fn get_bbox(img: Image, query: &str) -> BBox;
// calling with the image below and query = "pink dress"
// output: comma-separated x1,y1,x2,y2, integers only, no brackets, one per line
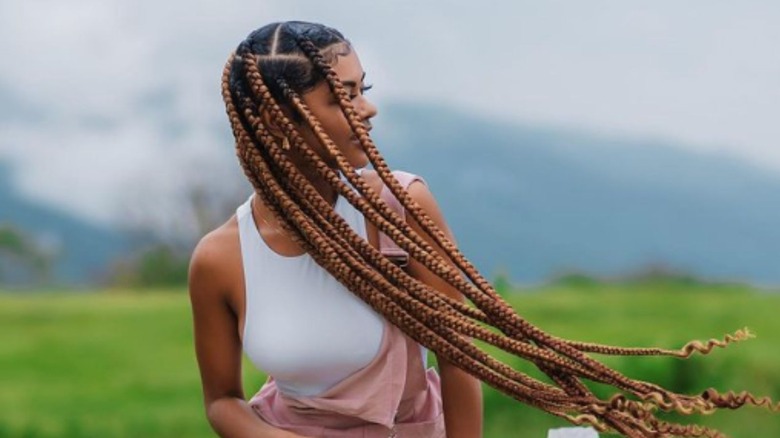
247,170,446,437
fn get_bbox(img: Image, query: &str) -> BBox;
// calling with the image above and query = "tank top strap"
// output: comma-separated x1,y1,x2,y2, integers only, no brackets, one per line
377,170,428,267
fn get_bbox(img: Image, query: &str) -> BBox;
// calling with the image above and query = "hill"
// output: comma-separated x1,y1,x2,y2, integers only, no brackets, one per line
372,102,780,285
3,101,780,286
0,161,129,286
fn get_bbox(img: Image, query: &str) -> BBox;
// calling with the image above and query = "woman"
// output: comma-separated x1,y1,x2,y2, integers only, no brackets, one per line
189,21,481,437
190,20,776,438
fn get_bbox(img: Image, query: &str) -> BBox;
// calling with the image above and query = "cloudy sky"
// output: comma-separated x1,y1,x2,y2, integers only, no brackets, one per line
1,0,778,225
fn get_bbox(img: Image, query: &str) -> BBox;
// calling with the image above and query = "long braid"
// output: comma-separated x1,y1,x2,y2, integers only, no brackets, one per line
295,38,688,371
288,40,732,434
236,53,664,430
225,51,572,408
290,38,703,411
221,25,779,436
299,39,672,392
273,81,617,381
238,59,652,434
254,61,660,405
238,46,592,384
293,38,672,393
231,50,613,411
291,36,779,418
248,45,748,434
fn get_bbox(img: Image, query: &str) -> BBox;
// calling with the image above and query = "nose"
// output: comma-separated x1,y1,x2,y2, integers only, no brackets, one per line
354,95,378,124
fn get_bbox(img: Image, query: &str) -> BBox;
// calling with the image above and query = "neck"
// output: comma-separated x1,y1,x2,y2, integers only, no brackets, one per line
288,153,340,207
249,156,342,234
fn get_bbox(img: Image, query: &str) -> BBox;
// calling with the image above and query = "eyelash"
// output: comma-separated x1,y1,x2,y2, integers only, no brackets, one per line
350,83,373,99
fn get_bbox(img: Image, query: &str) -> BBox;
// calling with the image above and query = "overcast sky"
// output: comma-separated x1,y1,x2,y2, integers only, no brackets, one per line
1,0,778,224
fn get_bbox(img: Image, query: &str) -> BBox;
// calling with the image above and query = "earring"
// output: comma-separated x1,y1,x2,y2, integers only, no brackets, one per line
281,137,291,151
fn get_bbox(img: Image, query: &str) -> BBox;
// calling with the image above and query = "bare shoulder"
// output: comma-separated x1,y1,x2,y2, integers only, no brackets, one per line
360,168,446,234
404,173,438,210
190,217,239,275
359,168,433,198
387,170,446,231
358,168,384,193
188,216,241,302
397,170,464,302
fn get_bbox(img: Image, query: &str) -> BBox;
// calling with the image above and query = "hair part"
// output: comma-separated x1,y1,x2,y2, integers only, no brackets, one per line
229,21,352,124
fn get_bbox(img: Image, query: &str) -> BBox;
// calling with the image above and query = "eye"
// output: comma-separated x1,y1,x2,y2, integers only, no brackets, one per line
350,83,373,99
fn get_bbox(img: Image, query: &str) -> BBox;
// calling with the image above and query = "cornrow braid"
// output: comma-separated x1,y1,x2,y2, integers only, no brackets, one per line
221,23,779,437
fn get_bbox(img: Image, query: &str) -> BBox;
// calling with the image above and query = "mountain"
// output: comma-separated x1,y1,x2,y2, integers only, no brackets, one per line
3,101,779,287
371,102,780,286
0,161,130,286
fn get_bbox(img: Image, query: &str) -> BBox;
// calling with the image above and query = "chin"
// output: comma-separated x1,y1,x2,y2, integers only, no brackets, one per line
347,151,371,170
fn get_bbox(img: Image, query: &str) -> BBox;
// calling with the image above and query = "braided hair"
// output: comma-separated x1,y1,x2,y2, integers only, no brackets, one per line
221,20,778,437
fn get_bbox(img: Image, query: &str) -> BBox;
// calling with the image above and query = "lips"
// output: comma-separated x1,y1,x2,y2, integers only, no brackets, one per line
350,128,371,143
348,122,372,146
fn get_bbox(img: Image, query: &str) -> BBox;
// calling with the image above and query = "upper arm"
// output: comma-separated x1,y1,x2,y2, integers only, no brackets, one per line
404,178,465,305
188,233,245,406
405,179,484,434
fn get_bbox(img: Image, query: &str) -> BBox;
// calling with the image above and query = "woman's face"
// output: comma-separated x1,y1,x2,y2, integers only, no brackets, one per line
293,46,377,170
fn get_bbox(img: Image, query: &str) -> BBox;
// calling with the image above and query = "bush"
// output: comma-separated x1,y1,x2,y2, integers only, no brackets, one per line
108,244,189,288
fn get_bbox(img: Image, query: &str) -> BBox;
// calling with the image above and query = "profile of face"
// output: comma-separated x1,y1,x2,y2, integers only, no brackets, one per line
290,44,378,170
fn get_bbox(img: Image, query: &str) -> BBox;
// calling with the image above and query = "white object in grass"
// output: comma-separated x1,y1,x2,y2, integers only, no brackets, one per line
547,427,599,438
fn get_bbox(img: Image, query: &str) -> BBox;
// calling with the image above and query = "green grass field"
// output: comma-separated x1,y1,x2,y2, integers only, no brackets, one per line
1,281,778,437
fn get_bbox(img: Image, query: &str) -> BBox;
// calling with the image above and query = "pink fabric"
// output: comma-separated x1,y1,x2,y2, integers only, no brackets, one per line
247,170,444,437
248,319,444,437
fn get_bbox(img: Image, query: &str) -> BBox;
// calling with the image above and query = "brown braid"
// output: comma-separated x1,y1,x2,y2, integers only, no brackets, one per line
284,40,728,434
220,23,779,437
231,53,594,411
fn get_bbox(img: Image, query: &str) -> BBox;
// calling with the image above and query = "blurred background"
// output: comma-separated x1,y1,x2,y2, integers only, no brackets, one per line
1,1,778,437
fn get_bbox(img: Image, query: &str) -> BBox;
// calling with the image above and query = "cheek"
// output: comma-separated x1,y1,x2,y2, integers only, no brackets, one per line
306,104,354,144
324,115,354,141
294,130,316,154
319,105,352,136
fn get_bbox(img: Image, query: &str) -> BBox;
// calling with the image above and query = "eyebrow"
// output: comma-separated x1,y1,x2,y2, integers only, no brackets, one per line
342,71,366,90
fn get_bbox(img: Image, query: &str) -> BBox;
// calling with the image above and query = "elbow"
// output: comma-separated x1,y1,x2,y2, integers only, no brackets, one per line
204,396,235,436
204,398,222,432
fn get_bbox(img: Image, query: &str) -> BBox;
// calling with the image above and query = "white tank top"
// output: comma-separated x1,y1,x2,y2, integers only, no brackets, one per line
237,170,386,397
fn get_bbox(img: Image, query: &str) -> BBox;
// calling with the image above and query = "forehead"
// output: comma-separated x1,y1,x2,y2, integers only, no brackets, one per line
301,48,364,102
330,50,364,81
